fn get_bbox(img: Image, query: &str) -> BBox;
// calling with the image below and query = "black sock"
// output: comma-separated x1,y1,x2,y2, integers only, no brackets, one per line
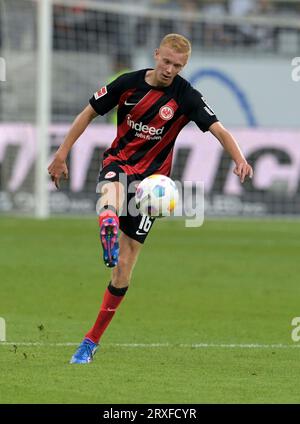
108,281,128,297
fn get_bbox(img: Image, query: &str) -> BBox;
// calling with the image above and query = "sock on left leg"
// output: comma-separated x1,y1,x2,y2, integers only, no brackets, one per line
85,282,128,344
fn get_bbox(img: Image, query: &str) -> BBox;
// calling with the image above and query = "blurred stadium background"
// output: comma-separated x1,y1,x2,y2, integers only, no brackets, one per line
1,0,300,405
0,0,299,217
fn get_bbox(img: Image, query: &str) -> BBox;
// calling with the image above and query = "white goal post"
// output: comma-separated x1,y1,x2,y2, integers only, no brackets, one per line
0,0,300,217
35,0,52,218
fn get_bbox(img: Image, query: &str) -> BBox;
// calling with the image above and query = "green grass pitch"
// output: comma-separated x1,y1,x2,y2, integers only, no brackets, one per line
0,217,300,404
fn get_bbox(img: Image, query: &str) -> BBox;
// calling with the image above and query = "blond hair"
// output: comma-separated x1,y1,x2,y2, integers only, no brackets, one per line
160,33,192,56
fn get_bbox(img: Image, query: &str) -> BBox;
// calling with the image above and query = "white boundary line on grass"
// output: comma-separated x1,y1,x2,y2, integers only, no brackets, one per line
1,342,300,349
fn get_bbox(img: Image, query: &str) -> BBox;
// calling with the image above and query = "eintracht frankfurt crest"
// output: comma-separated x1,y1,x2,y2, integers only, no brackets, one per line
159,105,174,120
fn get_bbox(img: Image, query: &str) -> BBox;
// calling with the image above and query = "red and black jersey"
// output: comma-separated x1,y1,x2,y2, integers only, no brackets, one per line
89,69,218,178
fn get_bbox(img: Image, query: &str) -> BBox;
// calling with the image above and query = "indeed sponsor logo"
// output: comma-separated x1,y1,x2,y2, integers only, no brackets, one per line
127,114,164,136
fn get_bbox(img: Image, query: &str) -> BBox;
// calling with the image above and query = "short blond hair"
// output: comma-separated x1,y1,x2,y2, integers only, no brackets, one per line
160,33,192,56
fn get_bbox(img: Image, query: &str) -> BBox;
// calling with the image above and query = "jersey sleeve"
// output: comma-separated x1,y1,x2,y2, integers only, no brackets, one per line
185,88,219,132
89,73,129,116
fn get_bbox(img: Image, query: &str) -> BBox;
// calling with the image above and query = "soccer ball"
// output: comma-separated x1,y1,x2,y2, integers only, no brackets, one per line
135,174,179,217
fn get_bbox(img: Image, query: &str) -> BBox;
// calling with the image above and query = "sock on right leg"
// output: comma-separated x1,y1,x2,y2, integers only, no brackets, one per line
98,208,119,228
98,206,119,226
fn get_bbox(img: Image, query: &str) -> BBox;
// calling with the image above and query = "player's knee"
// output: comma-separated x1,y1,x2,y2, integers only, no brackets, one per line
97,181,124,210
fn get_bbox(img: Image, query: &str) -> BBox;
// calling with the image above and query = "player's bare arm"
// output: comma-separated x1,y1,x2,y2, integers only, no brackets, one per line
209,121,253,183
48,104,98,188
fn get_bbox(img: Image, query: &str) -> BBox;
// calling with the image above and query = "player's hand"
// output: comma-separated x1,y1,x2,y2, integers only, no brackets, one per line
233,161,253,183
47,155,69,189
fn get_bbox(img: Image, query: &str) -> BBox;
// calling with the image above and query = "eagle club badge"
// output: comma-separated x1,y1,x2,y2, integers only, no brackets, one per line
104,171,116,179
94,86,107,100
159,105,174,120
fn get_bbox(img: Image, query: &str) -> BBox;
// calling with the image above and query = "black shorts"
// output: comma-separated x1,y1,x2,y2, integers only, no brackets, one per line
97,163,155,244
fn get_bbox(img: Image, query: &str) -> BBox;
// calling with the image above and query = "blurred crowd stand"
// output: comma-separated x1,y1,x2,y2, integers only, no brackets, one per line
1,0,299,54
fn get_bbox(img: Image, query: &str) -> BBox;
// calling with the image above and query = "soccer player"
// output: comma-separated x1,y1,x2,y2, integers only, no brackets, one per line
48,33,253,364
